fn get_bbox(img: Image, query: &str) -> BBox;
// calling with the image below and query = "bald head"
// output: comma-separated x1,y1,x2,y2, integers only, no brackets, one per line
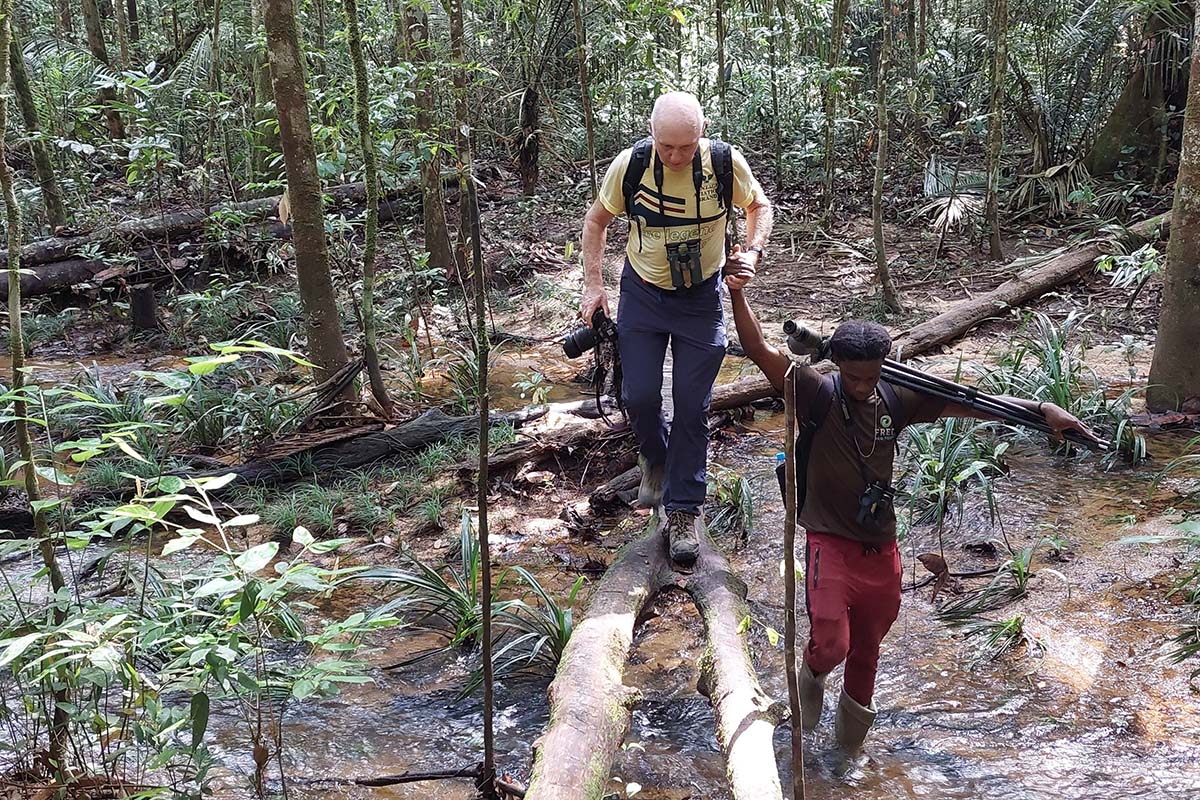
649,92,706,172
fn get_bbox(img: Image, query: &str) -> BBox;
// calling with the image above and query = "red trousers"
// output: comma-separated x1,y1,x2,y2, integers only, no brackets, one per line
803,531,902,707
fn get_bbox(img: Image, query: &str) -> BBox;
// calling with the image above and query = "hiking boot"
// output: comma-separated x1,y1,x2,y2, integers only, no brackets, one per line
834,688,877,755
637,456,665,509
664,509,702,568
798,655,827,731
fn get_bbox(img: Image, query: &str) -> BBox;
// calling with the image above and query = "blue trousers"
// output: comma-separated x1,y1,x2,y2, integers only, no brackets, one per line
616,262,726,514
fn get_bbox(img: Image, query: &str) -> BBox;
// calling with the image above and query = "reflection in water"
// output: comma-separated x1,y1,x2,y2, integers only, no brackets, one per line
197,430,1200,799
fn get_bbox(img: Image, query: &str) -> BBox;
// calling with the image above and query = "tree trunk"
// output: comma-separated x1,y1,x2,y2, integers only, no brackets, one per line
249,0,280,186
1086,2,1192,176
525,526,679,799
80,0,126,139
56,0,73,40
0,0,70,774
689,536,787,800
984,0,1007,260
127,0,141,42
768,3,782,193
1148,7,1200,411
716,0,727,123
873,2,902,313
824,0,850,217
263,0,352,394
572,0,597,199
8,29,67,229
403,2,455,276
342,0,393,416
517,85,540,196
894,212,1171,356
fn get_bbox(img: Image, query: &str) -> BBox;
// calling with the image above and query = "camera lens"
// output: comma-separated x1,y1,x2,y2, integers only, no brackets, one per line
563,325,598,359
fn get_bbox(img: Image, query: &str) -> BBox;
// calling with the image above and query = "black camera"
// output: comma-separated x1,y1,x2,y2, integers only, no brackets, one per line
666,239,704,288
856,481,895,529
564,308,618,359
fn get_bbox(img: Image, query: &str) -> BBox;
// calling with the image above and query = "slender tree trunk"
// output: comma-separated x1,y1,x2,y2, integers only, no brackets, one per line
249,0,279,186
56,0,73,40
824,0,850,218
874,2,902,313
918,0,927,59
716,0,727,123
906,0,917,80
516,84,540,195
9,29,67,228
342,0,393,416
1147,5,1200,411
81,0,126,139
0,0,70,775
451,0,495,790
404,2,455,276
572,0,597,199
984,0,1007,260
113,0,131,71
263,0,352,394
127,0,141,43
768,3,782,193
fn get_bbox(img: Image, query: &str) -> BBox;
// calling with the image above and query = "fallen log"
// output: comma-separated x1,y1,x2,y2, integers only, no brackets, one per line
0,180,435,300
688,535,787,800
892,212,1170,357
525,521,678,800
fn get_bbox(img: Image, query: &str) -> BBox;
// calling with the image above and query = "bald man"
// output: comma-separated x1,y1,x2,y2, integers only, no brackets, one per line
580,91,773,568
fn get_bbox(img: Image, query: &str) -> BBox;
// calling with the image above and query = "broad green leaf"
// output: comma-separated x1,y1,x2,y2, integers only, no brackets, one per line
184,506,221,526
190,692,209,749
186,354,240,375
192,473,238,492
161,534,202,557
765,627,781,648
226,514,260,527
234,542,279,574
194,576,244,598
736,615,751,635
293,526,314,547
34,464,75,486
0,632,46,666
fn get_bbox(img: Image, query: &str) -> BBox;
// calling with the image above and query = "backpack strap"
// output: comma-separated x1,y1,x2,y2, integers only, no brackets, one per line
876,379,907,437
709,139,735,252
621,138,654,251
776,375,835,512
709,139,735,213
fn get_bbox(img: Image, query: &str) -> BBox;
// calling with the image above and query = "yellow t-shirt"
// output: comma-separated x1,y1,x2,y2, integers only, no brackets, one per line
598,139,767,290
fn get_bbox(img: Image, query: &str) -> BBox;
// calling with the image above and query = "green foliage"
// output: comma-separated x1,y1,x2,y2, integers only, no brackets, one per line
956,615,1044,668
897,418,1009,531
975,310,1146,461
707,466,755,541
937,538,1071,624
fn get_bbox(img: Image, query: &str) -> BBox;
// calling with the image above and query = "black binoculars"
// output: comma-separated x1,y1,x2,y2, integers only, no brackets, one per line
856,481,896,529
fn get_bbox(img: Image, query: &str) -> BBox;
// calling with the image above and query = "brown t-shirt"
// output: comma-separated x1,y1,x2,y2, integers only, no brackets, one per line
793,365,945,544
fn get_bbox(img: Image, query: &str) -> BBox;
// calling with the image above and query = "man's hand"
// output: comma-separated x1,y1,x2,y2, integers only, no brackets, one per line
724,244,759,291
1041,403,1103,446
579,284,611,326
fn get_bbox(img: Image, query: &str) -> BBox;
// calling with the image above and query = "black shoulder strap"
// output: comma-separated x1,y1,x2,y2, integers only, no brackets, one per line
776,376,835,511
876,379,907,433
621,137,654,218
709,139,735,213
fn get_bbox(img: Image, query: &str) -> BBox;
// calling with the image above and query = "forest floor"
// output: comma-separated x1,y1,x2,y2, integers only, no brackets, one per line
3,154,1196,799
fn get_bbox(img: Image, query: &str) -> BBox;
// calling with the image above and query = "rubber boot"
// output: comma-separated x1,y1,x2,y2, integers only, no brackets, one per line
798,656,826,731
834,688,877,755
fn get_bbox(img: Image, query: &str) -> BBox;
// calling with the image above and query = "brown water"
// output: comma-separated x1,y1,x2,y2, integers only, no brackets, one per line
191,425,1200,800
4,339,1199,799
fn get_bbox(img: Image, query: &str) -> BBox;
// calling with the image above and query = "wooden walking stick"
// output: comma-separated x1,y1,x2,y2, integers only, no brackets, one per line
782,363,807,799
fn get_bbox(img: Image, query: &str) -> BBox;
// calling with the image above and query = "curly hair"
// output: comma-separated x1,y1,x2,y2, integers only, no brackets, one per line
828,320,891,362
